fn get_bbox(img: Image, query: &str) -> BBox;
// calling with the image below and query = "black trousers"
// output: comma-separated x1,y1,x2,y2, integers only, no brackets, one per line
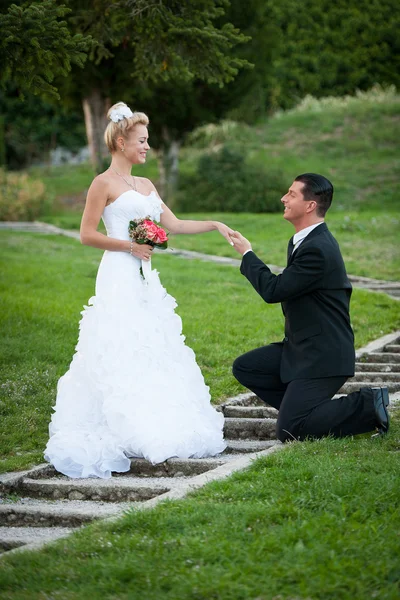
232,344,377,442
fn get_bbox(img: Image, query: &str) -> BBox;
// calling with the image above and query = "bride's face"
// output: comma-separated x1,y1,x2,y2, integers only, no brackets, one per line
120,125,150,164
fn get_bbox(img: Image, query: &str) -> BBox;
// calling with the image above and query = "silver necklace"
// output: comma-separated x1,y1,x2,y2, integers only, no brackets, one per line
111,167,137,191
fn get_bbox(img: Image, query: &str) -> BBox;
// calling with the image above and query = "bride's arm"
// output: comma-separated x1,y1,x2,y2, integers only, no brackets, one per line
80,177,153,259
150,185,233,242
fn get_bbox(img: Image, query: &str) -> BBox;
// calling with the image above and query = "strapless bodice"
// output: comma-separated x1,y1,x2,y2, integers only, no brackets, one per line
102,190,164,240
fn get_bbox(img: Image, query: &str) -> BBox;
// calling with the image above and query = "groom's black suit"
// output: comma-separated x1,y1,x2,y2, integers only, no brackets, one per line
233,223,377,442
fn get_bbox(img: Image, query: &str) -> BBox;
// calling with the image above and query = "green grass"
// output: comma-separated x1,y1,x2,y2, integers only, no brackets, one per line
28,162,97,199
250,98,400,213
169,211,400,281
180,89,400,213
0,232,399,474
39,210,400,281
1,424,399,599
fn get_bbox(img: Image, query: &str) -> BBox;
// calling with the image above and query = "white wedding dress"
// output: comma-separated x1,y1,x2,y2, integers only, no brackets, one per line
44,190,226,478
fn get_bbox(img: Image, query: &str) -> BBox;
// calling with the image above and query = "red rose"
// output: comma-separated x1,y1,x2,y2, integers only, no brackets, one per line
143,220,160,242
154,227,168,243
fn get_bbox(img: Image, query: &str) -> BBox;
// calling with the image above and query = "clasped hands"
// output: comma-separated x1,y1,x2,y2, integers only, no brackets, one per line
228,230,252,255
214,222,252,255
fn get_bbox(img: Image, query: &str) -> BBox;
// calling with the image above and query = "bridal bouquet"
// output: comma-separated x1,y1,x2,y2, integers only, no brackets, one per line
128,217,168,248
128,217,168,280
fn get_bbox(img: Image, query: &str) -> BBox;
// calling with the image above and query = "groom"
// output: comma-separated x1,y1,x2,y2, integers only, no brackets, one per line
229,173,390,442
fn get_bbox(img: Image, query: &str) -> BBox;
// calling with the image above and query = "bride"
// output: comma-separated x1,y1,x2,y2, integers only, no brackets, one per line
44,102,232,479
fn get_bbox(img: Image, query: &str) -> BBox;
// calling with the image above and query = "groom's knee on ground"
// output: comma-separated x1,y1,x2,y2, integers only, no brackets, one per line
276,414,300,443
232,354,248,384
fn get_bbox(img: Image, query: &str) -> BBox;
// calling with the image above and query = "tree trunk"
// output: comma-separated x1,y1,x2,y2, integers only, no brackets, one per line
82,90,110,173
157,126,181,206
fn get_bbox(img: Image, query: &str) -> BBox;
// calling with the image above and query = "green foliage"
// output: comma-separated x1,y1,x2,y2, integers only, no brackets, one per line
176,145,285,213
122,0,251,85
38,0,251,105
0,168,49,220
0,86,87,169
0,0,92,98
173,86,400,215
264,0,400,109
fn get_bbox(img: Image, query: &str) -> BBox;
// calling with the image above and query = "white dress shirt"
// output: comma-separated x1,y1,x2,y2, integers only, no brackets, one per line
242,221,324,257
292,222,324,253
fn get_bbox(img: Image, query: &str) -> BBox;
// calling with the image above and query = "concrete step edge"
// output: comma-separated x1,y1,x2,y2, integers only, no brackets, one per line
358,353,400,363
351,372,400,380
224,440,279,453
355,362,400,372
18,477,172,502
21,476,173,490
223,406,279,418
224,417,277,424
0,526,74,547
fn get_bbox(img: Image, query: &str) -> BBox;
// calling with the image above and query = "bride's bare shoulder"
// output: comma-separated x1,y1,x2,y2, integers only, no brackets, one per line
86,172,112,202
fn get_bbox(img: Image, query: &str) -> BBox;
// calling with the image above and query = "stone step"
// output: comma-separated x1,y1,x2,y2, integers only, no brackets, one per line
124,457,227,478
338,381,400,394
223,405,278,419
358,352,400,364
355,362,400,372
350,372,400,383
224,439,279,453
0,526,73,552
223,417,277,440
17,476,172,502
0,499,130,528
21,458,228,482
384,345,400,353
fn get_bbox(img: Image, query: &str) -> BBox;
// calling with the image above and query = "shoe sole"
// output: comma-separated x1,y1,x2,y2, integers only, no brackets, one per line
381,387,390,408
373,387,390,434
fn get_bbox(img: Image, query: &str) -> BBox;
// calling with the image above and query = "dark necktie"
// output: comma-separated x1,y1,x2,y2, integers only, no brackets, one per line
287,237,294,265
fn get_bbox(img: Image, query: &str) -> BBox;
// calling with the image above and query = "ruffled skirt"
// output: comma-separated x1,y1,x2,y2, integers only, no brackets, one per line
44,251,226,478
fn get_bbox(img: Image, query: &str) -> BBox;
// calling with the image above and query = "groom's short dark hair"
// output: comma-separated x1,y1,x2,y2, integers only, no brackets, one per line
295,173,333,217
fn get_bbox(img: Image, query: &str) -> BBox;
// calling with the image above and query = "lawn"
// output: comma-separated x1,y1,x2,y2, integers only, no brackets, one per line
0,231,399,474
1,88,398,600
39,211,399,282
1,426,399,599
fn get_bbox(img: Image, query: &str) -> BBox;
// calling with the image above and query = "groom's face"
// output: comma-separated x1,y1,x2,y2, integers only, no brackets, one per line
281,181,308,223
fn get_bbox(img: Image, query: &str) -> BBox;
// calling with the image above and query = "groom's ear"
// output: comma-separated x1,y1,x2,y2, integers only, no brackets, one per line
306,200,317,213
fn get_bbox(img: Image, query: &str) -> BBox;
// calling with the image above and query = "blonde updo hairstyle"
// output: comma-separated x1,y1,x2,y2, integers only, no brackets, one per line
104,102,149,153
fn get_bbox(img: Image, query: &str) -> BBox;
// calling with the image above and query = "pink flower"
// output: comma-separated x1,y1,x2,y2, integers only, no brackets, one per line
154,228,168,243
128,217,168,249
143,220,160,242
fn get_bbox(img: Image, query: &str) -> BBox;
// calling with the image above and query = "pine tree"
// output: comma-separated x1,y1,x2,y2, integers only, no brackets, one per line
0,1,91,98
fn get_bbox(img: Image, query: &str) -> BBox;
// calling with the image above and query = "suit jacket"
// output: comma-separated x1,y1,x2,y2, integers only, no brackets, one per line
240,223,355,383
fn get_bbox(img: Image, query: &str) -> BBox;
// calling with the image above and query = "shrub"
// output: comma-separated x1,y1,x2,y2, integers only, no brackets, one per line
186,120,248,149
0,168,49,221
175,145,284,213
274,84,399,118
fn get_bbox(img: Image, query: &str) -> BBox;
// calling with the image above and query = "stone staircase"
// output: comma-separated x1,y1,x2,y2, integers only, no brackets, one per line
1,331,399,556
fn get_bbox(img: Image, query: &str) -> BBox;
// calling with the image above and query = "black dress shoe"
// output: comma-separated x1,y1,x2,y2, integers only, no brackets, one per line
371,387,390,435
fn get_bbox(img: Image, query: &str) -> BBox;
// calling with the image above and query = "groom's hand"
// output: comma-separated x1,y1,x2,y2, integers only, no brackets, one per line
229,231,252,255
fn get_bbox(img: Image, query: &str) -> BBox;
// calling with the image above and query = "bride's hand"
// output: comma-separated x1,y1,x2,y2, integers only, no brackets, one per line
130,242,154,261
214,222,235,244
